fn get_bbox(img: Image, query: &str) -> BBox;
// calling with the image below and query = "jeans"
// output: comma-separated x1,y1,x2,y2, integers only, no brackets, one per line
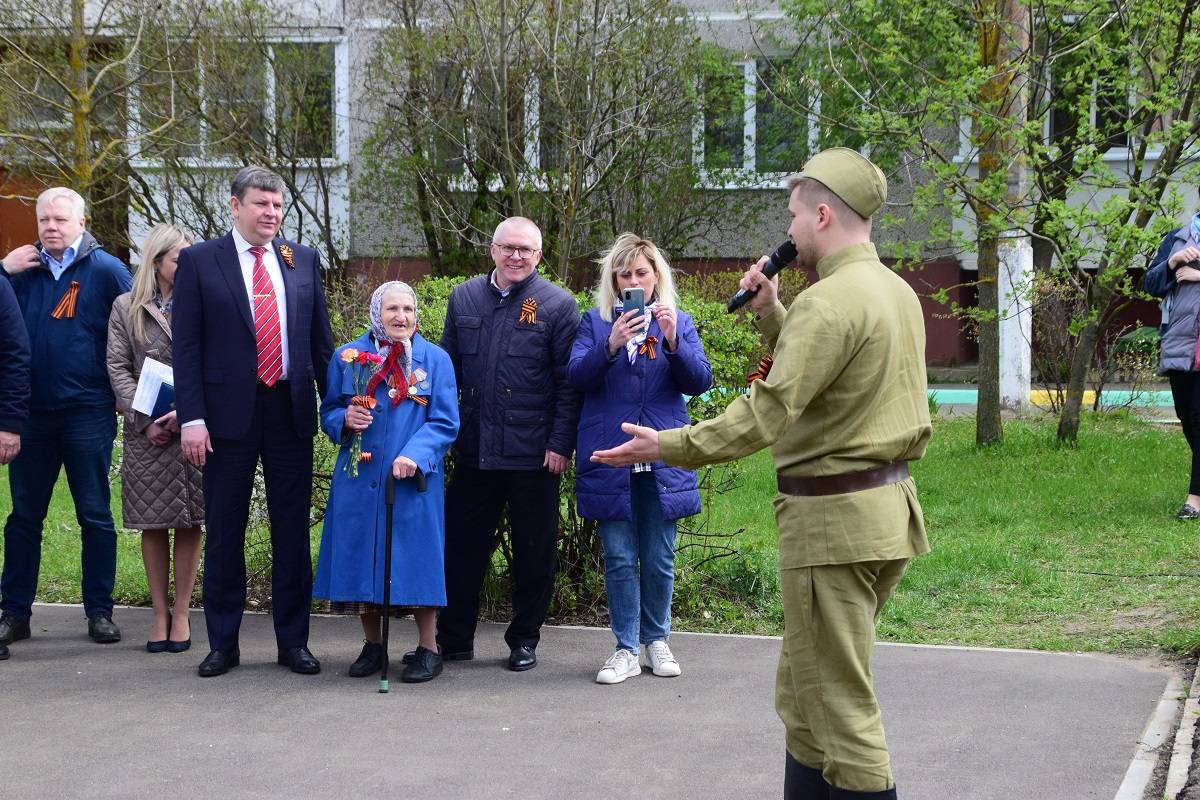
2,407,118,619
598,471,678,653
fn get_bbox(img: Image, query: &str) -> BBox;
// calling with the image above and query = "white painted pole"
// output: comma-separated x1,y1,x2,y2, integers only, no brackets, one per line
998,233,1032,412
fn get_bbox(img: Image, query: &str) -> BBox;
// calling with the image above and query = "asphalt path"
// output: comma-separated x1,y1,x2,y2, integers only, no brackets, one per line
0,604,1175,799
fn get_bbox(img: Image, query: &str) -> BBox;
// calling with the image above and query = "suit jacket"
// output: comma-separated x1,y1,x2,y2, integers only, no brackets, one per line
171,231,334,441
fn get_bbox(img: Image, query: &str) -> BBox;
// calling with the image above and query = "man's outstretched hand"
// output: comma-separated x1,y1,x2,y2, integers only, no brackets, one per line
590,423,662,467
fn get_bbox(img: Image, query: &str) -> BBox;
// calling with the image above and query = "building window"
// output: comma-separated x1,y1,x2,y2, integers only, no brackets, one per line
695,58,855,185
134,39,343,163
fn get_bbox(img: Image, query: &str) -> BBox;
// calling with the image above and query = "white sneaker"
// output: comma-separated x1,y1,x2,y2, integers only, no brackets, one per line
640,640,681,677
595,649,641,684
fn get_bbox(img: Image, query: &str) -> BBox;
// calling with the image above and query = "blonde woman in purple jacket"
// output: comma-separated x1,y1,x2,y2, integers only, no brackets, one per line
568,234,712,685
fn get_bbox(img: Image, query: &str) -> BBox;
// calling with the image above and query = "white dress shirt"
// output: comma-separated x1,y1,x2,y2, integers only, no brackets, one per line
231,226,290,380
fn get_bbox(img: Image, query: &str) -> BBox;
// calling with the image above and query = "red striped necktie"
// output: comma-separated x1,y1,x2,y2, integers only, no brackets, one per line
249,245,283,387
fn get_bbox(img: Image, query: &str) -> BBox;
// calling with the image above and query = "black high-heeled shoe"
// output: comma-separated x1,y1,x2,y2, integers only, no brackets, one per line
146,639,168,653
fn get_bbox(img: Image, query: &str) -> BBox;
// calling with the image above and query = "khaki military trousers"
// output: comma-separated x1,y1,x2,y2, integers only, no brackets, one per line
775,559,908,793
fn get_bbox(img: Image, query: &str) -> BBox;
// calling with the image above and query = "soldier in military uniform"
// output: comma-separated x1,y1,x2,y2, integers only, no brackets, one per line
592,147,931,799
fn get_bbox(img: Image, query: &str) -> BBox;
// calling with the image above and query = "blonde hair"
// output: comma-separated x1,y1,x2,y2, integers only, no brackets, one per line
594,233,677,323
129,223,191,345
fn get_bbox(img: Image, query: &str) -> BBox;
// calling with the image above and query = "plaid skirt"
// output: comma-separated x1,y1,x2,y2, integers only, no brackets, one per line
327,601,436,617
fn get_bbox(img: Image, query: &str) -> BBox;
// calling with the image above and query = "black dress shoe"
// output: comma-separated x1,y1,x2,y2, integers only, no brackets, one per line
146,639,168,653
508,645,537,672
402,644,448,664
278,646,321,675
348,641,383,677
401,645,443,683
198,648,240,677
167,638,191,653
87,613,121,643
0,641,8,660
0,613,31,645
419,644,471,662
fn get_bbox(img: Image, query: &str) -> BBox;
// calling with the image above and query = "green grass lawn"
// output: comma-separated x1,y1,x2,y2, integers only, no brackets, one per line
2,412,1197,655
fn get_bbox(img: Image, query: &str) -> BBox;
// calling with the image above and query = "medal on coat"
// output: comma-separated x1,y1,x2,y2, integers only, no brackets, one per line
277,243,295,269
50,280,80,319
519,297,538,325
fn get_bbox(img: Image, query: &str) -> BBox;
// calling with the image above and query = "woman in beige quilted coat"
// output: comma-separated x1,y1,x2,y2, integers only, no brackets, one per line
106,223,204,654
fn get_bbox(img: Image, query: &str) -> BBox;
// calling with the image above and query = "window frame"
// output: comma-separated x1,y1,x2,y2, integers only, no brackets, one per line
128,33,349,170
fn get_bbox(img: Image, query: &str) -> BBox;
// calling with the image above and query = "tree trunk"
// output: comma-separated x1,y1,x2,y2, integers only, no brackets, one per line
975,228,1003,445
1056,314,1102,443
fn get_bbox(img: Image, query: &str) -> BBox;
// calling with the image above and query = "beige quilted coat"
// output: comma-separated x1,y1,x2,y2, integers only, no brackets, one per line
106,293,204,530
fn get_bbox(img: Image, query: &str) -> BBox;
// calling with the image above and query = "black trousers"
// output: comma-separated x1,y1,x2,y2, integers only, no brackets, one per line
437,465,560,651
1169,371,1200,496
201,385,314,652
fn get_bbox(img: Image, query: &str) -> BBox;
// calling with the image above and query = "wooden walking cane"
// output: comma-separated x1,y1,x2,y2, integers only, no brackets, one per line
379,467,427,693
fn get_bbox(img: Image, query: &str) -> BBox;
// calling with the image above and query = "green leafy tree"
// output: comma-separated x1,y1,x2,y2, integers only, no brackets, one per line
765,0,1200,443
359,0,766,287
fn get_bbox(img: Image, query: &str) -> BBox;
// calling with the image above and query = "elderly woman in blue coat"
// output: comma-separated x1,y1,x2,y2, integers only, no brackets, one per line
568,233,713,684
315,281,459,683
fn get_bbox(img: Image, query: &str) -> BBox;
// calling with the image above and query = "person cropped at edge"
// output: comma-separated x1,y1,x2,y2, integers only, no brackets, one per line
436,216,582,672
107,223,204,653
0,187,132,649
173,166,334,678
1143,201,1200,520
0,274,30,661
567,233,712,685
314,281,459,683
591,148,930,799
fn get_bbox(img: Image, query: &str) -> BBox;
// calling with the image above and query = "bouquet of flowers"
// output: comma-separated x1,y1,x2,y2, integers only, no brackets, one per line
340,348,384,478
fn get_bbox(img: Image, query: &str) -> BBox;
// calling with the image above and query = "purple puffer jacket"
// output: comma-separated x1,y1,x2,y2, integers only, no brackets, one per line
568,306,713,521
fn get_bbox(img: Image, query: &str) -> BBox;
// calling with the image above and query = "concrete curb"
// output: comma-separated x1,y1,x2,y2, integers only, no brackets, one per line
1165,666,1200,798
1115,672,1185,799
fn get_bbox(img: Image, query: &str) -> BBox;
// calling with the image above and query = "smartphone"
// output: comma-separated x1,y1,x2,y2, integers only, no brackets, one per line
621,287,646,322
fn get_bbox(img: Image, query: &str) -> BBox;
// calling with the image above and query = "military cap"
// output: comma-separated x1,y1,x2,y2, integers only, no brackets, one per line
794,147,887,218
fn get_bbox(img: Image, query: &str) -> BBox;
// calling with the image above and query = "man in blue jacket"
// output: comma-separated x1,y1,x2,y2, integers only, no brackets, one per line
0,188,131,647
436,216,582,671
0,275,30,661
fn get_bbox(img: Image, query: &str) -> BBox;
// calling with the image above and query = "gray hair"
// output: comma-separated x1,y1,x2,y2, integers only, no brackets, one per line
231,166,286,201
36,187,86,220
493,216,543,251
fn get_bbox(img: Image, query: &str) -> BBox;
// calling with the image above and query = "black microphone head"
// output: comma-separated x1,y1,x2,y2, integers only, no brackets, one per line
769,240,798,269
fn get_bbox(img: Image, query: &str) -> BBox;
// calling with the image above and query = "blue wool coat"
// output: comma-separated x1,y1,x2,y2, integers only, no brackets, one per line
314,332,460,607
568,307,713,521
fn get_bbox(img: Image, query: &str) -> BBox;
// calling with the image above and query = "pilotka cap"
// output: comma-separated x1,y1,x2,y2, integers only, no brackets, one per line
795,147,887,218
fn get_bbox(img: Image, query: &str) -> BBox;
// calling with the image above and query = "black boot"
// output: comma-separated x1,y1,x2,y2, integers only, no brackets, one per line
828,785,897,799
785,752,829,800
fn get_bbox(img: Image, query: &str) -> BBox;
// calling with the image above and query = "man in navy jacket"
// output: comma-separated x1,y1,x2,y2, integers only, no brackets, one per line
173,166,333,677
436,216,581,671
0,188,131,648
0,275,30,660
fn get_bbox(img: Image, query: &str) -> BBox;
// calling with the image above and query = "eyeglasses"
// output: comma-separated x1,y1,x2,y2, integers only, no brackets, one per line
492,243,540,260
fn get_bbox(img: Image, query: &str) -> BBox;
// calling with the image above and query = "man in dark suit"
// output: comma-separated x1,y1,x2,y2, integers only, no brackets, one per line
173,166,333,677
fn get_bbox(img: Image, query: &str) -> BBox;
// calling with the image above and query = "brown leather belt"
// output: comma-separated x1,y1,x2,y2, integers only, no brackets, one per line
777,462,910,497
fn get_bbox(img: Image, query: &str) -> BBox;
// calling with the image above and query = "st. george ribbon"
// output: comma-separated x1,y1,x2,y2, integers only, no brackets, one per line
726,240,799,313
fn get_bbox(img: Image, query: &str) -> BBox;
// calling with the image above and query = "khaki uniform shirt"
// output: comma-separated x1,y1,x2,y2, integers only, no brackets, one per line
659,242,932,568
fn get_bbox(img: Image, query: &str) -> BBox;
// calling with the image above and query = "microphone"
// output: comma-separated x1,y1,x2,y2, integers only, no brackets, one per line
726,241,799,313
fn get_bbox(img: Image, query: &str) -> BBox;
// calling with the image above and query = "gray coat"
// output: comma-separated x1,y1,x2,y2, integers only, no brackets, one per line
106,293,204,530
1148,227,1200,373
